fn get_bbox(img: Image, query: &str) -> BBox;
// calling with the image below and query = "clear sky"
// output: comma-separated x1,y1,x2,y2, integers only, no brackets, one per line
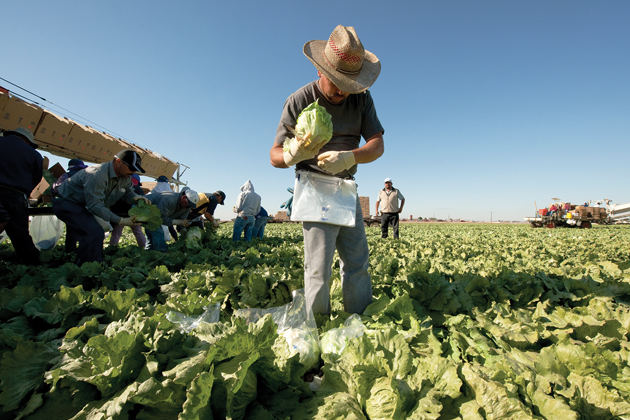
3,1,628,222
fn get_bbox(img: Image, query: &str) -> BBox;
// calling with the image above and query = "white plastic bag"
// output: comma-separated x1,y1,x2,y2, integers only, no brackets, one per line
162,225,172,241
29,215,64,250
319,314,366,355
291,170,357,226
235,289,321,370
166,302,221,334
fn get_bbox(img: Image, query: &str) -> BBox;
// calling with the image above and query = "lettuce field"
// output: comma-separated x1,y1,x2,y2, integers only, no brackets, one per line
2,222,630,419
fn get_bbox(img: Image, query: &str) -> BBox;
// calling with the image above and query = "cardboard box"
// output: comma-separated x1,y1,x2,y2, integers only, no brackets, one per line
34,110,73,149
134,150,157,173
0,92,9,113
49,162,66,180
85,127,115,161
163,159,178,179
65,123,112,162
98,133,120,162
30,178,50,200
0,95,43,134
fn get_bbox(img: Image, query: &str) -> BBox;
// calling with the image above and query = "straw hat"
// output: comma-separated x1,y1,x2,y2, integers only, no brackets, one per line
303,25,381,94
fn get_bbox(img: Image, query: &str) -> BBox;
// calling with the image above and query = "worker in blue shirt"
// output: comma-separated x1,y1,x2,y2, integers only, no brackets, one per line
0,127,43,265
252,206,269,239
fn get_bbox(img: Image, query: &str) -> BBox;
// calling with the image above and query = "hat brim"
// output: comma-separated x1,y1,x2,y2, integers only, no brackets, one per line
303,40,381,94
182,191,197,210
123,161,145,174
6,130,38,149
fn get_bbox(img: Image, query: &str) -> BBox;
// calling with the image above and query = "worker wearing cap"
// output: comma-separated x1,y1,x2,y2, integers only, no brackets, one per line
145,187,199,252
51,158,89,196
52,149,150,264
376,178,405,239
183,190,226,230
269,25,384,316
0,127,43,265
153,175,172,193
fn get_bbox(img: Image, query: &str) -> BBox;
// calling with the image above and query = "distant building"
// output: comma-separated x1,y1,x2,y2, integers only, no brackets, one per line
359,196,370,218
274,211,290,221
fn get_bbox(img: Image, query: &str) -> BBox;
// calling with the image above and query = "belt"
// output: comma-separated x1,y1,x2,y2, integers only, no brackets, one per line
0,184,28,195
296,169,355,181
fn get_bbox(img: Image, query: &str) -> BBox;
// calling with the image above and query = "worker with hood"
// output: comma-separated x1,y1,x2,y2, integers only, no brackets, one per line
145,187,199,252
153,175,172,193
232,180,261,242
53,149,150,265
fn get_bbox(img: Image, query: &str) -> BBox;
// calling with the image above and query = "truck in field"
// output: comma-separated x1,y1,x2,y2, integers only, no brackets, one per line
525,199,630,228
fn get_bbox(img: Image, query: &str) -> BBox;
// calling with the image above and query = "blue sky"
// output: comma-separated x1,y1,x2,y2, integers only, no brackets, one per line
3,1,628,222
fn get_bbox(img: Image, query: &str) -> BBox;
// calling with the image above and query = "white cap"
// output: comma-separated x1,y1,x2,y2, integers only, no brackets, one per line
184,189,200,209
384,178,392,183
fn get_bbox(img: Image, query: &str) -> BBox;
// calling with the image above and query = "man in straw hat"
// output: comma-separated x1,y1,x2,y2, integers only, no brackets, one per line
53,149,151,265
0,127,43,265
270,25,384,316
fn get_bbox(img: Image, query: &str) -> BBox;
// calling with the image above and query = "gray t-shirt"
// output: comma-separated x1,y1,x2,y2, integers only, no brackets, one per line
274,80,384,179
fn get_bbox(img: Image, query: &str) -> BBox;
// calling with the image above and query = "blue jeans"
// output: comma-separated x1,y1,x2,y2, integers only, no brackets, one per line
303,197,372,315
232,216,255,241
52,198,105,265
252,217,268,238
145,226,168,252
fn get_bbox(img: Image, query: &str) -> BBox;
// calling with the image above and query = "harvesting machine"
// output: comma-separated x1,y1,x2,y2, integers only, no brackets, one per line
525,198,630,228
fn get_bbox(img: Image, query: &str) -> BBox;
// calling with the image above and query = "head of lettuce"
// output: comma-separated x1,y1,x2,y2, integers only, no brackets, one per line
282,99,333,166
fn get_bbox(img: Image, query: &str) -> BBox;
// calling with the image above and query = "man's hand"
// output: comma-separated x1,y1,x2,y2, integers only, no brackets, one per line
317,151,356,175
133,196,151,205
283,133,324,167
119,215,140,226
172,219,190,227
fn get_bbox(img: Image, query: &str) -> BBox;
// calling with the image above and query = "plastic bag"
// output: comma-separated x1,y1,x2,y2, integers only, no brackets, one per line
291,170,357,226
166,302,221,334
0,231,7,244
29,215,64,250
162,225,172,241
320,314,366,355
235,289,321,370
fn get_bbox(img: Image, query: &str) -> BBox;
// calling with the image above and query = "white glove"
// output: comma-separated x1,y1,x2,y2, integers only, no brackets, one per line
317,151,356,175
133,196,151,205
119,215,140,226
172,219,190,227
283,133,324,167
212,220,220,228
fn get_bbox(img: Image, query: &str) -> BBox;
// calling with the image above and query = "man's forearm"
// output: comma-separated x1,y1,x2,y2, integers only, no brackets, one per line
353,133,384,164
270,143,288,168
